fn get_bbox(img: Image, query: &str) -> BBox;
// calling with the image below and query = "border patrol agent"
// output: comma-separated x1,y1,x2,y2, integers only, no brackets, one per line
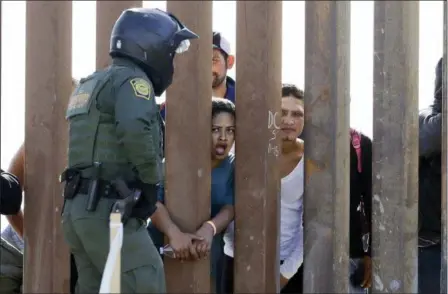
60,8,198,293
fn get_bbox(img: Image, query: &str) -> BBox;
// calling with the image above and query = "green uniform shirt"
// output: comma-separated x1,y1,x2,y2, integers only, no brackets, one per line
66,58,163,184
111,58,163,184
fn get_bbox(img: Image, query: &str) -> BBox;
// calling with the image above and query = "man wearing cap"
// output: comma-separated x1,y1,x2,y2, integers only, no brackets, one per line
159,31,236,120
211,32,236,101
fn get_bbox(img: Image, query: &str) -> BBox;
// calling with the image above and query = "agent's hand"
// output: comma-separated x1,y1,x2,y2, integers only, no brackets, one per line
168,231,203,261
193,222,215,259
361,255,372,288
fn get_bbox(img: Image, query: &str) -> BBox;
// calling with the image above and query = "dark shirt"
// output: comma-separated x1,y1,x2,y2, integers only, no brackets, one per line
419,107,441,158
157,154,235,217
417,57,443,241
222,76,235,103
349,133,373,258
418,106,442,239
0,169,22,215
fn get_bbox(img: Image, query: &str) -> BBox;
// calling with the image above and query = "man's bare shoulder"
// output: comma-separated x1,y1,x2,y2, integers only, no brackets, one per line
291,138,304,162
295,138,304,154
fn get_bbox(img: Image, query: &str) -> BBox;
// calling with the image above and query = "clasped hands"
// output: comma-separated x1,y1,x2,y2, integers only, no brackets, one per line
168,221,215,261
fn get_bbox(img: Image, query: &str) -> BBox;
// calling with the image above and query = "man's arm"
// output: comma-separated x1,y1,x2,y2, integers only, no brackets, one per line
146,159,182,238
151,202,185,239
150,183,183,239
150,183,203,260
8,144,25,185
419,109,442,158
114,76,163,185
5,144,25,237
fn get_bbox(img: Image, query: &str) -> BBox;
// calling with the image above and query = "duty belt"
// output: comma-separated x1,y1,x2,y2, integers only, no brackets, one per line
74,178,123,200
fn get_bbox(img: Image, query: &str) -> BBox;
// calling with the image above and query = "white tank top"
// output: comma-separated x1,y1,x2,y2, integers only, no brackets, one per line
224,157,304,264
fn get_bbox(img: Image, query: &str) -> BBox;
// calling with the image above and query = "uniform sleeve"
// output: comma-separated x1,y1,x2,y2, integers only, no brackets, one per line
419,110,442,158
0,170,22,215
114,76,163,184
280,200,304,279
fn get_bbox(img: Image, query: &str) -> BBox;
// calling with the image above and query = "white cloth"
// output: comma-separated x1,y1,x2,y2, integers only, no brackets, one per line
223,157,304,279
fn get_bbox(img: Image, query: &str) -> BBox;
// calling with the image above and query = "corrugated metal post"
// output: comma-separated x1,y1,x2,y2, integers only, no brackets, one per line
372,2,419,293
233,1,282,293
23,1,72,293
441,1,448,292
164,1,212,293
303,1,351,293
96,1,142,70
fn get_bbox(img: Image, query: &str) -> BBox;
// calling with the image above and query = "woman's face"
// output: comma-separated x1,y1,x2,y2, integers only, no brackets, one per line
211,112,235,160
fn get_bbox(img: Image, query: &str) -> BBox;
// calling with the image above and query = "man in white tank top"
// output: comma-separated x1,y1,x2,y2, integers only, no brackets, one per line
221,84,305,293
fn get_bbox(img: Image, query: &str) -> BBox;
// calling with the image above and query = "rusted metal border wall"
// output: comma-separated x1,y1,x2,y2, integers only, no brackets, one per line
234,1,282,293
24,2,72,292
164,1,213,293
372,2,419,293
303,2,351,293
15,0,448,293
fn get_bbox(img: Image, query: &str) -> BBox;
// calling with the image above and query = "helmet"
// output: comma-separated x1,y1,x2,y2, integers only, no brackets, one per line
109,8,198,96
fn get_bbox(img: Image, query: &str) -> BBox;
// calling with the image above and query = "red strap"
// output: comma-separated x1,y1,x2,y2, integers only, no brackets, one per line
350,129,362,173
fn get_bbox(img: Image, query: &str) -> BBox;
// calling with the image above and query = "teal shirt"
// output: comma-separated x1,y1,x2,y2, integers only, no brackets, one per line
157,153,235,216
149,154,235,290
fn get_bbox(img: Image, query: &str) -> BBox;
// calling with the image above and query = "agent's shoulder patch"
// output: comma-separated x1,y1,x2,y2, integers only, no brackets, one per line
67,93,90,111
130,78,152,100
66,77,99,119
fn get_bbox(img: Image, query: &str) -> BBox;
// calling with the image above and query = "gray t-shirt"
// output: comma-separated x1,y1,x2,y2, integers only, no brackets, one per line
1,225,24,252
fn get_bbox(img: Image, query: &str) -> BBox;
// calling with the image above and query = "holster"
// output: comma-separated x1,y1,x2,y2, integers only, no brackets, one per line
109,178,159,223
130,183,158,220
60,168,81,200
111,179,142,224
